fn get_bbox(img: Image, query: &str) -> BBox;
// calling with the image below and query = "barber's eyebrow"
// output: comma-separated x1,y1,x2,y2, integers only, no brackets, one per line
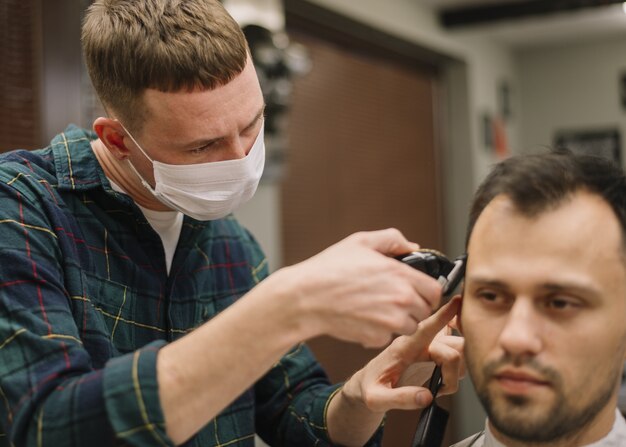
183,104,266,149
243,104,266,131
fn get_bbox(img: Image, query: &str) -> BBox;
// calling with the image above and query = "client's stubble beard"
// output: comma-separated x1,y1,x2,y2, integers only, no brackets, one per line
468,354,617,444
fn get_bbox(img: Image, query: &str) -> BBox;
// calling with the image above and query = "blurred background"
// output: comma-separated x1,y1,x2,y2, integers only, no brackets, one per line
2,0,626,445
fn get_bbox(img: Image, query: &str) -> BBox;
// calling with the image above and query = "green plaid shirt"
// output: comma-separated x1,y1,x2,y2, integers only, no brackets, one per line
0,126,381,447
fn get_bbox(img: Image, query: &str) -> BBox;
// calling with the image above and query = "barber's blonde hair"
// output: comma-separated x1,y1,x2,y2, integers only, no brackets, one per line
82,0,249,131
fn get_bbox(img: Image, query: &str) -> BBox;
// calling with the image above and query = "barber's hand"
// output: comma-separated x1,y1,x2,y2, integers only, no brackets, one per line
339,298,464,413
276,228,442,348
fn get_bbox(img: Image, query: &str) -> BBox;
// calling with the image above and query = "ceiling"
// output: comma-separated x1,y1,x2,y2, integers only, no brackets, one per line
415,0,626,49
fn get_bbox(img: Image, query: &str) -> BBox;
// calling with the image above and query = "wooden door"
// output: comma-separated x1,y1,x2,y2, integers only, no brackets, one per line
282,17,447,447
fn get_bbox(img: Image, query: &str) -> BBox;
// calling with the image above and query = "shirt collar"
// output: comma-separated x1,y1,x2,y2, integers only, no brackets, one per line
483,421,507,447
50,124,110,192
48,125,215,228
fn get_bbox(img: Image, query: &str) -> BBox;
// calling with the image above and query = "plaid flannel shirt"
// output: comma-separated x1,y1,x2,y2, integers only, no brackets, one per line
0,126,382,447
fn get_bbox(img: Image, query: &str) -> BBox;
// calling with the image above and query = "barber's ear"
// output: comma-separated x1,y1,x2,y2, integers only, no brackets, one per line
93,117,131,160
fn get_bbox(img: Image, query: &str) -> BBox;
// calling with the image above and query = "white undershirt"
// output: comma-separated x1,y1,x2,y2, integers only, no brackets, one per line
109,180,183,274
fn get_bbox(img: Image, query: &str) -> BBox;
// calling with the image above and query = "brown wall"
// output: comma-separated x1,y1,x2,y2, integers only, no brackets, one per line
0,0,42,152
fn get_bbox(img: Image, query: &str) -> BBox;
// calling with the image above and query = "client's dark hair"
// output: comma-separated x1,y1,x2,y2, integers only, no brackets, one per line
466,150,626,249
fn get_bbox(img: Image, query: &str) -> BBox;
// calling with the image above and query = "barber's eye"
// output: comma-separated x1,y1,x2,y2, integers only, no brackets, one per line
190,142,216,154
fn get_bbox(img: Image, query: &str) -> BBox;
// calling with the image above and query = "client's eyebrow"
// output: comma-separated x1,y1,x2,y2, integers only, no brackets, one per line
538,282,601,299
466,276,508,289
467,275,601,299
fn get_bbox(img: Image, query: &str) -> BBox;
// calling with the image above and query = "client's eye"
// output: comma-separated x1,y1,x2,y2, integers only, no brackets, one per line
473,288,512,311
544,296,579,311
476,290,499,301
549,298,569,309
479,291,498,302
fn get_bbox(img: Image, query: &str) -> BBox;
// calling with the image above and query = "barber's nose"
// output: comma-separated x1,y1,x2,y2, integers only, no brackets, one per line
498,299,542,359
223,145,245,161
226,137,251,160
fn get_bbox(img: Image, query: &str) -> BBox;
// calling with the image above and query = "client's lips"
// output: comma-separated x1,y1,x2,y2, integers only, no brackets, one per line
494,369,550,393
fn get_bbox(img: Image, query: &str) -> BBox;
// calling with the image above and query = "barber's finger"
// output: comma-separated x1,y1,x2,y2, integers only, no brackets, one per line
407,290,438,325
367,386,434,412
397,315,420,336
430,343,465,396
415,297,461,341
395,298,460,358
435,335,464,353
404,267,443,311
354,228,420,256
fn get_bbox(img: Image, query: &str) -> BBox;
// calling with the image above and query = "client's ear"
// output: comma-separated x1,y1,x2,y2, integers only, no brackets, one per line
455,292,464,335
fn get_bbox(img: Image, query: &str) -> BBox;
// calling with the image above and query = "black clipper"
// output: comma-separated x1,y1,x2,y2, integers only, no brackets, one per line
396,250,466,447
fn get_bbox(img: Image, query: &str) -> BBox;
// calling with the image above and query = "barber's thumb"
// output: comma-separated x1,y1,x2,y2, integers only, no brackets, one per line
415,389,434,407
381,387,434,411
364,228,420,256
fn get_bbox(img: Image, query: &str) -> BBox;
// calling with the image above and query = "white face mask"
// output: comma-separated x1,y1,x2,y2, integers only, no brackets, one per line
121,124,265,221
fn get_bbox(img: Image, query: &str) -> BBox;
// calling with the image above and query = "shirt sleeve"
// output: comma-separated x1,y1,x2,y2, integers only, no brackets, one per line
254,343,383,446
0,180,173,447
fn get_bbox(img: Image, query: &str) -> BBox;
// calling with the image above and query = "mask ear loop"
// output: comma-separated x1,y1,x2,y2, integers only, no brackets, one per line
115,121,158,193
116,121,155,163
125,158,158,194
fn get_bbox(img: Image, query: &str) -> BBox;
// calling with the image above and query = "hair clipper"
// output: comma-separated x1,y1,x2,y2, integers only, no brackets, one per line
396,250,466,447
